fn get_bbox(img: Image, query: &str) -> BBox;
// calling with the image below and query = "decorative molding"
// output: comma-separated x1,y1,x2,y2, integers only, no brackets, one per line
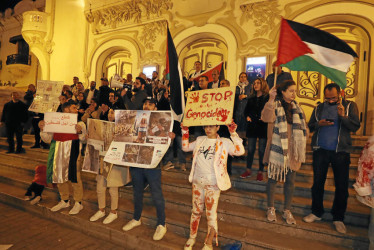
296,71,321,100
345,59,358,98
240,0,281,37
140,51,163,67
139,20,167,50
85,0,172,33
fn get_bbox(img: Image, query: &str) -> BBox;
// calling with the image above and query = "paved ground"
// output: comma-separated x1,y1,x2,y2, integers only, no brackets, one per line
0,202,123,250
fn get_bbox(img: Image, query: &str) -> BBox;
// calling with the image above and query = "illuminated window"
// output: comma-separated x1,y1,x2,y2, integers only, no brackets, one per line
142,65,157,79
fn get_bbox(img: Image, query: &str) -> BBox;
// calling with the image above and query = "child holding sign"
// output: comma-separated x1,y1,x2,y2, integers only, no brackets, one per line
181,121,245,250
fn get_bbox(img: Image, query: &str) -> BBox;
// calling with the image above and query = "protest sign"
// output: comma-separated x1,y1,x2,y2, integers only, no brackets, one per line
83,119,115,176
43,112,77,134
29,80,63,113
182,86,236,126
104,110,173,168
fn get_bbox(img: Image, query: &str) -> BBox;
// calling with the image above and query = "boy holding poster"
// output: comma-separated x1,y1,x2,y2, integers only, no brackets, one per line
39,102,86,215
181,121,245,250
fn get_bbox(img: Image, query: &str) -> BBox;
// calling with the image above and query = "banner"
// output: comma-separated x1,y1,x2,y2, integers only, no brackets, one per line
183,86,236,126
43,112,77,134
83,119,115,177
29,80,64,113
104,110,173,168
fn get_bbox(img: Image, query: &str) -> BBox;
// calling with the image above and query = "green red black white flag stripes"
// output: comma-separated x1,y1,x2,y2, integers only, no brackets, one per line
166,27,185,122
276,18,358,89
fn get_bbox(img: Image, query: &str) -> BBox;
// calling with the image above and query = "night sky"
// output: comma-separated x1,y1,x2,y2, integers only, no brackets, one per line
0,0,31,13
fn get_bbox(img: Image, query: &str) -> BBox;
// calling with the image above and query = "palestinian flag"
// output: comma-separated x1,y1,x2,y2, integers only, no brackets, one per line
166,27,185,122
190,61,225,83
277,18,358,89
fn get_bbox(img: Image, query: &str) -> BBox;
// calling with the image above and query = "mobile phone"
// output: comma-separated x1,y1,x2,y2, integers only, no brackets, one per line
326,119,334,122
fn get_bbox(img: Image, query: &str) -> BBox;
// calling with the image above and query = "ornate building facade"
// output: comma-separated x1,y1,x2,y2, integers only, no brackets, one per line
1,0,374,134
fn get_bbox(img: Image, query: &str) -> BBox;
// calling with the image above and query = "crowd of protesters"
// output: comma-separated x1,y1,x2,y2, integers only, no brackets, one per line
1,60,372,249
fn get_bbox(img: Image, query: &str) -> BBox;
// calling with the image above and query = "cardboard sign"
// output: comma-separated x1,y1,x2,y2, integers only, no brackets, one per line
43,112,77,134
183,86,236,126
104,110,173,169
29,80,63,113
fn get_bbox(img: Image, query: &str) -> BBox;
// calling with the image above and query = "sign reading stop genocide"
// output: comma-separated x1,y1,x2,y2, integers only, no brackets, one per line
182,86,236,126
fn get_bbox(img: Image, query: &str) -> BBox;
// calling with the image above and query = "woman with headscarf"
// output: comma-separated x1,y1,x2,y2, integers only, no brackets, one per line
261,80,308,225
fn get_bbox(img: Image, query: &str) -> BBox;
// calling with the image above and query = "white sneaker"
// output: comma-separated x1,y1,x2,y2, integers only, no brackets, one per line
202,244,213,250
303,213,322,223
267,207,277,222
282,210,296,225
103,212,118,224
30,196,41,205
122,219,141,231
90,210,105,222
24,196,31,201
69,202,83,215
51,200,70,212
153,224,167,241
163,161,174,171
333,221,347,234
184,238,196,250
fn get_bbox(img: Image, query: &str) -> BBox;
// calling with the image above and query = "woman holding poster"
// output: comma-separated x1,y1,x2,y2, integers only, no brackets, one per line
261,80,308,225
181,121,245,250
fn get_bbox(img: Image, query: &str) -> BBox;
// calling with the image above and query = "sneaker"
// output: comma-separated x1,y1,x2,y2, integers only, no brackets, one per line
153,224,167,241
180,163,186,171
24,196,31,201
51,200,70,212
240,170,252,179
30,144,40,149
163,161,174,171
256,172,263,181
15,148,26,154
333,221,347,234
30,196,41,205
122,219,141,231
90,210,105,222
69,202,83,215
124,181,133,188
184,238,196,250
103,212,118,224
202,244,213,250
267,207,277,222
303,213,322,223
282,210,296,225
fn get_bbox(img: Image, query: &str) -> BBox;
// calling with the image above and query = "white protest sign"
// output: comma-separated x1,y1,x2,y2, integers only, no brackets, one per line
43,112,77,134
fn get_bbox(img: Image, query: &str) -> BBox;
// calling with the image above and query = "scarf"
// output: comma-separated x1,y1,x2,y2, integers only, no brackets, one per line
237,81,249,95
268,100,307,182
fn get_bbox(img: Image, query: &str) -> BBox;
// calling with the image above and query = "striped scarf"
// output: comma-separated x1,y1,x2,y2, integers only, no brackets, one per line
268,100,307,182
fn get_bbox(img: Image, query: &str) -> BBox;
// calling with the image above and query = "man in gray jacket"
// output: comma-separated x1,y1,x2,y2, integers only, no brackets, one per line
303,83,360,234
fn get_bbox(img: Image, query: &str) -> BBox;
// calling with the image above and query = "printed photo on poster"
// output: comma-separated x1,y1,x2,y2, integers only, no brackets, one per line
29,80,64,113
133,111,150,143
246,56,267,84
114,111,137,142
146,112,172,144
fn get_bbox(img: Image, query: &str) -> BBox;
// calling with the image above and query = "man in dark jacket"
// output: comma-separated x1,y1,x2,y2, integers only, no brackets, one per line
303,83,360,234
97,78,111,105
1,92,28,153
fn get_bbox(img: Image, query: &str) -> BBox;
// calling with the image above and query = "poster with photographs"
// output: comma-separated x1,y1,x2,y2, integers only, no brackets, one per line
104,110,173,168
82,119,115,176
29,80,64,113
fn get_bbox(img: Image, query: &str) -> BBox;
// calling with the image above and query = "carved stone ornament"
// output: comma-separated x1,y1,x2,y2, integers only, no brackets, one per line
139,20,167,50
85,0,172,33
240,0,281,37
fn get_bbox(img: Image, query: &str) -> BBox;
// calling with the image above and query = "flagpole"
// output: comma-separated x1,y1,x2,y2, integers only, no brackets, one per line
273,17,283,89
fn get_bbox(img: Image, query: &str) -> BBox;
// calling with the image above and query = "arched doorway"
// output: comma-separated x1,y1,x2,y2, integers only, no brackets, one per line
102,50,132,82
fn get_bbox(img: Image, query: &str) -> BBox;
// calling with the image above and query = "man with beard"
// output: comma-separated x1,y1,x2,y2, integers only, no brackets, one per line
122,77,148,110
84,81,98,105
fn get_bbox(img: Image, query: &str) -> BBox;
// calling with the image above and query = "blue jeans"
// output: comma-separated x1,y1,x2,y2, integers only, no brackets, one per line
370,208,374,250
246,137,266,171
129,167,165,226
163,135,186,164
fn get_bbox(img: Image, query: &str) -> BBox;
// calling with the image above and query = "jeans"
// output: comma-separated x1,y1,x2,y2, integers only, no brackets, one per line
311,148,350,221
369,208,374,250
6,123,23,152
25,182,44,197
246,137,266,171
130,167,165,226
163,135,186,164
267,171,296,210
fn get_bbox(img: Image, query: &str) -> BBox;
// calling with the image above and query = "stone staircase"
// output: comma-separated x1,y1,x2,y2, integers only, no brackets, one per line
0,134,371,249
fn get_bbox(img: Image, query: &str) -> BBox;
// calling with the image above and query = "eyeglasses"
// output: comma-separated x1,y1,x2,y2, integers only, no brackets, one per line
325,96,338,102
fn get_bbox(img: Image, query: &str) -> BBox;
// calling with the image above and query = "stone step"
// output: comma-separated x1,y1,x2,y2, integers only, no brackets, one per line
0,182,192,250
0,172,368,249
